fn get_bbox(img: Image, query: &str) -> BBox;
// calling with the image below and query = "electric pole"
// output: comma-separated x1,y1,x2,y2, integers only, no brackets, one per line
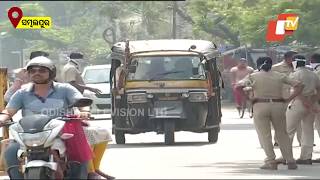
172,1,177,39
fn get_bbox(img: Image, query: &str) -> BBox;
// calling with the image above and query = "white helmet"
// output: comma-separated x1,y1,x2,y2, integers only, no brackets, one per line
26,56,56,79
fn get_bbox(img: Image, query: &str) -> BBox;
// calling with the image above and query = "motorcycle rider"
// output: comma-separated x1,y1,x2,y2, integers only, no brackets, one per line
0,56,91,179
4,51,49,103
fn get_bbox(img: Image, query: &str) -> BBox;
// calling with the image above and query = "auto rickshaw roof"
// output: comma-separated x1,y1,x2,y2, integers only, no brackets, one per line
131,51,200,57
111,39,219,63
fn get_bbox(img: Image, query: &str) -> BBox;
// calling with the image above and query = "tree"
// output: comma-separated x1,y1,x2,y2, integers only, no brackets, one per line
184,0,320,47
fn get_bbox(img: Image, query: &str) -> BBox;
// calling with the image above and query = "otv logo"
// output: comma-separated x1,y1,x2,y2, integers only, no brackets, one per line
266,13,299,42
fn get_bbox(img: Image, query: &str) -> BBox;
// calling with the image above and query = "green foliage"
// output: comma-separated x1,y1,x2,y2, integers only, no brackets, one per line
187,0,320,47
2,0,319,60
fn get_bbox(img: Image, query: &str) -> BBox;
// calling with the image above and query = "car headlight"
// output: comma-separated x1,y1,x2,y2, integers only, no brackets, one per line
19,130,51,147
127,93,147,103
188,92,208,102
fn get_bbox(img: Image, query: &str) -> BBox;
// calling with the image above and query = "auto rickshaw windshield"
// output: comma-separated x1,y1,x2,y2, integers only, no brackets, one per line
127,56,206,81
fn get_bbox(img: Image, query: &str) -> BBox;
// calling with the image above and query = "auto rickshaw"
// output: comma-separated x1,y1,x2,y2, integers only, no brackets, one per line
110,39,223,145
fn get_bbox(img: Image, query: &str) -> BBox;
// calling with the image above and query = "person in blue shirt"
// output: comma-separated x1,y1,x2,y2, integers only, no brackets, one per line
0,56,90,179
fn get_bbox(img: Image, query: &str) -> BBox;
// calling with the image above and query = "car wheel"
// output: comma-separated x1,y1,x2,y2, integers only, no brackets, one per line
208,128,219,143
115,130,125,144
164,119,175,145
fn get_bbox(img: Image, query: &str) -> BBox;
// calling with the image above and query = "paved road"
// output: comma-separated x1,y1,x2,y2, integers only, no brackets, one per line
99,103,320,179
2,103,320,179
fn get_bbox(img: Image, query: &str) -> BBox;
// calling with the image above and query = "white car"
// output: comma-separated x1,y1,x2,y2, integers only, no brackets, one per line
82,64,111,115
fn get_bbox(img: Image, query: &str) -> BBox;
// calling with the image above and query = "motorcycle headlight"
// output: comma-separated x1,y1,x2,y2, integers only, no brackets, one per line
188,92,208,102
19,131,51,147
127,93,147,103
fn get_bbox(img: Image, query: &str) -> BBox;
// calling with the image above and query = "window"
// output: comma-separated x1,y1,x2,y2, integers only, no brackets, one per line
83,68,110,84
128,56,206,81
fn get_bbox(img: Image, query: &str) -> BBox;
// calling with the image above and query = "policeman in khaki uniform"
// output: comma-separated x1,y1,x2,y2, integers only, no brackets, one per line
312,53,320,136
272,51,302,146
238,56,303,170
309,53,320,162
286,55,320,165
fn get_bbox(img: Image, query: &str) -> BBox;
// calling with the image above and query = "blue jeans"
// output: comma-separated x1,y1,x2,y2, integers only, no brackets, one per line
5,141,23,179
68,161,88,179
5,141,88,179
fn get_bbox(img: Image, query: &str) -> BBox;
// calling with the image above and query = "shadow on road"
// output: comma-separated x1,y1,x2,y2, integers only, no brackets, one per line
109,141,215,149
183,160,319,178
220,123,255,130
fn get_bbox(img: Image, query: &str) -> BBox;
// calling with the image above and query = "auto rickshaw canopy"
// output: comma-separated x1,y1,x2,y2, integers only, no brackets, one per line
110,39,220,64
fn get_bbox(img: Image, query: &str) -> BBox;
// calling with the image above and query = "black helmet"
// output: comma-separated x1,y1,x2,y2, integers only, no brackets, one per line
30,51,49,60
26,56,56,79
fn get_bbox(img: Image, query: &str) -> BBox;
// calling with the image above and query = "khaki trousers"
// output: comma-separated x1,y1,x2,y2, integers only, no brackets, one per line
274,121,302,145
314,110,320,138
253,102,294,163
274,102,301,145
286,99,315,160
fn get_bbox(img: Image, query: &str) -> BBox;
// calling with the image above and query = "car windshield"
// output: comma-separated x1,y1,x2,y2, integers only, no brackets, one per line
127,56,206,81
83,68,110,84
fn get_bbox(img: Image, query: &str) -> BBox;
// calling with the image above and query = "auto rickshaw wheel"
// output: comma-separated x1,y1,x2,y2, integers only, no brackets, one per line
164,119,175,145
208,128,219,143
115,130,125,144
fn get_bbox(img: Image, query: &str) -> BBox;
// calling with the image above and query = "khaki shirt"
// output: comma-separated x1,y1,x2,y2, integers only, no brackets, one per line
61,62,85,85
61,62,85,93
240,71,300,99
289,67,320,96
272,61,293,98
272,61,293,75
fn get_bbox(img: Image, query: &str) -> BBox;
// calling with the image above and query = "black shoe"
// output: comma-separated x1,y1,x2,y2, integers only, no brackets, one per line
275,158,286,165
274,142,279,147
296,159,312,165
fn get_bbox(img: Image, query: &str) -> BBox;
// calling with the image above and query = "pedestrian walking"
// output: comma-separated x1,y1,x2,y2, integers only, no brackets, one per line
230,58,254,115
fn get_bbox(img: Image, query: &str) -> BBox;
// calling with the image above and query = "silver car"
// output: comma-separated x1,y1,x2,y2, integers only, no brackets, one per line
82,64,111,114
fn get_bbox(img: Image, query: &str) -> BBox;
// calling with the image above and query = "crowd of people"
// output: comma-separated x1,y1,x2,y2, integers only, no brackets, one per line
232,51,320,170
0,51,114,179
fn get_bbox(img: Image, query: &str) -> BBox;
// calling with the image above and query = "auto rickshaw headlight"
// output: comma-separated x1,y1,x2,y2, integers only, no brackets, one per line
147,94,154,99
181,93,189,98
188,92,208,102
127,93,148,103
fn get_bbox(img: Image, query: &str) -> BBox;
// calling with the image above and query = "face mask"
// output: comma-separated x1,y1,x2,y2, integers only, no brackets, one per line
70,58,87,72
292,61,297,71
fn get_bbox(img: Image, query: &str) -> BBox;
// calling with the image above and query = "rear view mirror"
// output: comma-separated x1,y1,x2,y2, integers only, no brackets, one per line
201,60,208,71
128,65,136,73
70,97,93,108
